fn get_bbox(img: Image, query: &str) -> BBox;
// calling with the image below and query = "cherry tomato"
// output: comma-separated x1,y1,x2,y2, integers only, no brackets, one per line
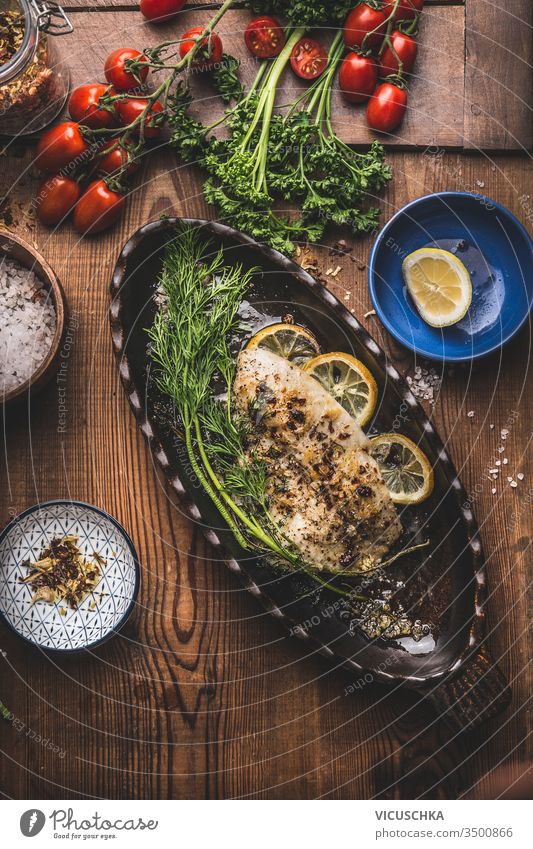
104,48,149,91
95,139,139,176
367,82,408,133
343,4,387,50
290,37,328,80
140,0,186,23
179,27,223,70
384,0,424,23
379,31,417,77
115,97,164,139
73,179,125,235
34,175,80,227
339,52,377,104
68,83,115,129
244,16,285,59
35,122,89,175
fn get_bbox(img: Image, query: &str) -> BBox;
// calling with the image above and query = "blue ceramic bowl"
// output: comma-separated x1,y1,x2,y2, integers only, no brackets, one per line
368,192,533,361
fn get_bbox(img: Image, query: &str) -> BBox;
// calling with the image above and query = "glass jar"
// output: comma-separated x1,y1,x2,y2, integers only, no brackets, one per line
0,0,73,136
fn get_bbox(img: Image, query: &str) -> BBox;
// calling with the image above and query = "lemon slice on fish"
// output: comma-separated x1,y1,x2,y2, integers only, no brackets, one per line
402,248,472,328
302,352,377,426
370,433,434,505
246,323,320,365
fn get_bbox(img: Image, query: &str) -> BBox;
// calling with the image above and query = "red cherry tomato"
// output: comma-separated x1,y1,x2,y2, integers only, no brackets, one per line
384,0,424,23
115,97,164,139
367,82,408,133
290,37,328,80
104,48,149,91
244,16,285,59
179,27,223,70
339,52,377,104
379,31,417,77
68,83,115,130
35,122,89,175
96,139,139,176
343,4,387,50
35,175,80,227
140,0,186,23
73,179,125,235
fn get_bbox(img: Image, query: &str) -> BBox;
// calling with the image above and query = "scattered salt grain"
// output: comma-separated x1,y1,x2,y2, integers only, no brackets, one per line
510,481,518,488
491,488,496,495
503,458,508,465
495,460,501,466
0,256,56,395
467,410,475,418
517,473,524,481
406,364,442,405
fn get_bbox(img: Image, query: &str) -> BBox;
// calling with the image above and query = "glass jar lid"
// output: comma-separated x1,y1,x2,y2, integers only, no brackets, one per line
0,0,73,86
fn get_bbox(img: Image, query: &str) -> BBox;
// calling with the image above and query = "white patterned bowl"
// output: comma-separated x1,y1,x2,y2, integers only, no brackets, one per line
0,501,140,651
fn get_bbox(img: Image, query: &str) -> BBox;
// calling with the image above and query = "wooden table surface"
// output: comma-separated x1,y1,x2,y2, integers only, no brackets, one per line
0,2,532,800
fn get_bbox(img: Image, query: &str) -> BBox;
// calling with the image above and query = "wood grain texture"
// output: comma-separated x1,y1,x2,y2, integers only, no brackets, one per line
464,0,533,150
0,136,531,799
54,7,467,149
62,1,463,8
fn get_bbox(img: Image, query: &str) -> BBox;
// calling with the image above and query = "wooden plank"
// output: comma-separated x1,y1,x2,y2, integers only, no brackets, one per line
0,144,531,799
62,1,463,8
464,0,533,150
54,7,464,149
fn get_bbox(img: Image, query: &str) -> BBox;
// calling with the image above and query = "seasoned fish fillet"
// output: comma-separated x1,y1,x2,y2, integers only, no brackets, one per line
233,347,402,573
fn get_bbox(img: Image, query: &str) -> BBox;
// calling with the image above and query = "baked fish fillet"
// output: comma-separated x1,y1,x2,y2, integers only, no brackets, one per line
233,347,402,573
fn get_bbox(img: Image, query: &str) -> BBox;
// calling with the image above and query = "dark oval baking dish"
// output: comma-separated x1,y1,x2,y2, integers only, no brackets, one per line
109,218,511,734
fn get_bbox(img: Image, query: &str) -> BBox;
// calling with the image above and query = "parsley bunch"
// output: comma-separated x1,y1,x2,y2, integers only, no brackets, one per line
245,0,353,27
168,29,391,255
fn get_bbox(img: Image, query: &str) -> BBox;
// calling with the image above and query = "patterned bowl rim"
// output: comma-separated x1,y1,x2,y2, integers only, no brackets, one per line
0,499,141,653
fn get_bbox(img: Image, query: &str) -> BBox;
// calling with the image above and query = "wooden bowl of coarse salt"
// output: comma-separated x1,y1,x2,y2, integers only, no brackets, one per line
0,232,67,406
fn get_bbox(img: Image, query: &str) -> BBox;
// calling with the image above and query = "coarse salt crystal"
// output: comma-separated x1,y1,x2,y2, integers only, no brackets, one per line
517,473,524,481
0,256,56,395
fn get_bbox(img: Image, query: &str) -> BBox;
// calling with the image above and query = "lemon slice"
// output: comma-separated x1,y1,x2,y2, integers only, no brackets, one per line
302,352,378,426
402,248,472,327
246,323,320,365
370,433,434,505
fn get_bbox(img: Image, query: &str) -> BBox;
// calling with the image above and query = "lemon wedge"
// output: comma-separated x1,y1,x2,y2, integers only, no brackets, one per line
402,248,472,328
246,323,320,365
302,352,377,426
370,433,434,505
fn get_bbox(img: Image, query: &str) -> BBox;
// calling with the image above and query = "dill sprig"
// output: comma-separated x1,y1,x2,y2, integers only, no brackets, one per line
147,227,301,562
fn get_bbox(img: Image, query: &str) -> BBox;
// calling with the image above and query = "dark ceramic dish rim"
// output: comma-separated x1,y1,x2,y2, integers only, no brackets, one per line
0,499,141,653
109,217,490,691
368,191,533,362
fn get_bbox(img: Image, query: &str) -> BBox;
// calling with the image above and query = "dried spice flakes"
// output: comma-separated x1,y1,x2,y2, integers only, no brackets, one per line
20,535,106,610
